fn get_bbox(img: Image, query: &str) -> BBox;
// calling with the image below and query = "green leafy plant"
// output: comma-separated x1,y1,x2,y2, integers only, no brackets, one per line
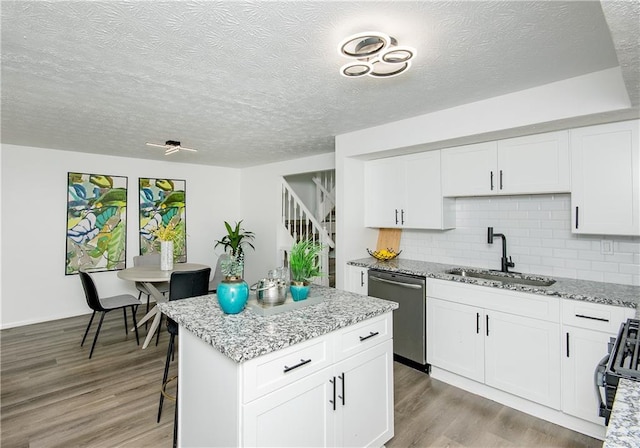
289,239,325,284
215,221,255,280
214,220,255,257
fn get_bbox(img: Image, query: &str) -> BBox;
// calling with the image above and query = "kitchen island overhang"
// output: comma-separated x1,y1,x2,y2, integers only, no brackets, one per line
159,285,398,447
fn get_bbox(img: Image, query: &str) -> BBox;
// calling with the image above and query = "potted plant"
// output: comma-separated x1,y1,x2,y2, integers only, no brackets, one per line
214,221,255,314
288,238,325,301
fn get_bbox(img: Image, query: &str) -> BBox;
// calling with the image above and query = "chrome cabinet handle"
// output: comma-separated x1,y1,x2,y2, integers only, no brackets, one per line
283,358,311,373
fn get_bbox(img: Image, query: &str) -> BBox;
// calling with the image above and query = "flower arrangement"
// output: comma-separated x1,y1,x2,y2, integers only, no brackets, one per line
153,222,178,242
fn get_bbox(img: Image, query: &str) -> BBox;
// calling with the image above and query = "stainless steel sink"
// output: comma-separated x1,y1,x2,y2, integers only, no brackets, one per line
446,269,556,287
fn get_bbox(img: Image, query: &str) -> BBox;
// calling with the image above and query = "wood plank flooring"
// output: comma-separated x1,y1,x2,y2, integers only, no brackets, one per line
1,312,603,447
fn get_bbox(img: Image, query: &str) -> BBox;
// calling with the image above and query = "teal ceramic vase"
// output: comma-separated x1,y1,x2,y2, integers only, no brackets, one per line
216,277,249,314
289,282,310,301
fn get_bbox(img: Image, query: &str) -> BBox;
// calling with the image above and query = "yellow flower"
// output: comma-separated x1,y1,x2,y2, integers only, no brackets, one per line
153,222,177,242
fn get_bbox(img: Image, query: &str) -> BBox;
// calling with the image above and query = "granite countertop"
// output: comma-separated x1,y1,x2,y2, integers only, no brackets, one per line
157,285,398,363
349,258,640,317
604,379,640,448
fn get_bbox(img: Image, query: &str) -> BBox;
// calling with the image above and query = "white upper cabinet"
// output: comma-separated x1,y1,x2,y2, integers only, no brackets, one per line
441,142,498,196
570,120,640,236
441,131,570,197
497,131,570,194
365,150,455,229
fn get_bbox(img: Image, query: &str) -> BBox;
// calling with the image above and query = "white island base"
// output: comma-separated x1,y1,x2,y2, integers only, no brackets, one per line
177,312,395,447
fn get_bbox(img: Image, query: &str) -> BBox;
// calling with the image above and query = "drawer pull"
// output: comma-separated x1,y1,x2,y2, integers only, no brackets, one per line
575,314,609,323
283,358,311,373
359,331,380,342
338,372,345,406
330,376,336,410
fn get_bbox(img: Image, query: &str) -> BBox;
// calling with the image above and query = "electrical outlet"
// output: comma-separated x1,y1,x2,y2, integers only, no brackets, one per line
601,240,614,255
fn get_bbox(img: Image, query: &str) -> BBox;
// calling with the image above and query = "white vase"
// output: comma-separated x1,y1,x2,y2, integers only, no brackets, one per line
160,241,174,271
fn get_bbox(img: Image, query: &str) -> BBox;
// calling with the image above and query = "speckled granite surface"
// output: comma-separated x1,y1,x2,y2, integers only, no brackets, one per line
349,258,640,317
604,379,640,448
158,285,398,363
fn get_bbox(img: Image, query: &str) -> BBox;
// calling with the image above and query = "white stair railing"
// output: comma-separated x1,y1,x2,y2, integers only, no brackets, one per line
281,178,335,286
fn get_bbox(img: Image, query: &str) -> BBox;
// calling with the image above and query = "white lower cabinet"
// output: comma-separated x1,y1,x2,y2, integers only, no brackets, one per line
484,310,560,409
427,279,561,409
427,298,484,383
178,312,394,447
560,299,636,424
244,339,393,448
345,264,368,295
561,326,612,425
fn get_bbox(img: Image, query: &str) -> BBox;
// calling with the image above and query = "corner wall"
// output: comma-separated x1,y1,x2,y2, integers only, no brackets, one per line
0,144,241,328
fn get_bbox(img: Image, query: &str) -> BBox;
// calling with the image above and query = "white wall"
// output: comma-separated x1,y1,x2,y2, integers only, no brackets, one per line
240,153,335,285
0,144,240,328
400,194,640,286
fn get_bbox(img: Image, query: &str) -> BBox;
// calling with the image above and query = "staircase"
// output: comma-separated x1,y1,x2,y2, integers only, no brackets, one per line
280,171,336,287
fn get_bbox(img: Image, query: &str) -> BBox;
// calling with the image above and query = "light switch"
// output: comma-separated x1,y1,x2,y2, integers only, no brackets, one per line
601,240,614,255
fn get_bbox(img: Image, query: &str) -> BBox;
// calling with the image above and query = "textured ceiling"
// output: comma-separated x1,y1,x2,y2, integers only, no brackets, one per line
1,1,638,168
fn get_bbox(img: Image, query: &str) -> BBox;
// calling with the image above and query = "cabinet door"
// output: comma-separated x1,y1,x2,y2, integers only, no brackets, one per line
441,142,497,197
404,151,454,229
561,326,611,425
484,310,561,409
334,339,394,448
345,265,368,295
364,158,404,227
571,120,639,236
427,298,484,382
243,368,335,447
497,131,570,194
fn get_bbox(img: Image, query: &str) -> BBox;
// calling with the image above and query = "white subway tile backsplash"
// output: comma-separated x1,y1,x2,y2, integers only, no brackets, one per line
399,194,639,286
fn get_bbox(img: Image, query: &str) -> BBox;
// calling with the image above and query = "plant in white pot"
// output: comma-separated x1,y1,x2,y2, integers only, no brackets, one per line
288,239,325,301
214,221,255,314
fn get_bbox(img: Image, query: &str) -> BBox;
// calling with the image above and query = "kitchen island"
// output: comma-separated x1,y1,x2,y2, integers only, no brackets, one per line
158,285,398,447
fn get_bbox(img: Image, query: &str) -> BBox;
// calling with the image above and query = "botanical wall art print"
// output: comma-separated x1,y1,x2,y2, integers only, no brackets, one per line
139,178,187,263
66,172,128,275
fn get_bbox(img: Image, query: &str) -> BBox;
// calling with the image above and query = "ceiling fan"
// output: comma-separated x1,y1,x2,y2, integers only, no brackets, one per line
145,140,198,156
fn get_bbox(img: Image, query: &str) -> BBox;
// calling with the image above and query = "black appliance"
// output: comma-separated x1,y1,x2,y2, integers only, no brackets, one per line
597,318,639,424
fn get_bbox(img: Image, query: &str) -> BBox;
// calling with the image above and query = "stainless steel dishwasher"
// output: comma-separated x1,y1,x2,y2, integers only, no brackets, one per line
368,269,426,367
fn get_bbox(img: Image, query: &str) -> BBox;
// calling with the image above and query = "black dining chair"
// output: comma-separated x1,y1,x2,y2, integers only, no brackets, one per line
157,267,211,445
79,270,142,359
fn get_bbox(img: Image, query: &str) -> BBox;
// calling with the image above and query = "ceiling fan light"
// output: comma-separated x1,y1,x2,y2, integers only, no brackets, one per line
338,31,390,58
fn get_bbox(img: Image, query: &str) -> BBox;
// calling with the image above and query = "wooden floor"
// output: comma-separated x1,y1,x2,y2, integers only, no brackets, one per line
1,312,603,448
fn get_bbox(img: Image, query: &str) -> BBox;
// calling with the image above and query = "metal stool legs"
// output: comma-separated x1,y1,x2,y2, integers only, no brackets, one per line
158,332,176,423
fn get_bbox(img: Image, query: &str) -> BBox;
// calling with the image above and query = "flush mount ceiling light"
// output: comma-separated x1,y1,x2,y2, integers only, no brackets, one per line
338,31,416,78
145,140,198,156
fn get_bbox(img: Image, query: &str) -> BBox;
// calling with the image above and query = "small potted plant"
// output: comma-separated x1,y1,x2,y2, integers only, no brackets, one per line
214,221,255,314
288,239,325,301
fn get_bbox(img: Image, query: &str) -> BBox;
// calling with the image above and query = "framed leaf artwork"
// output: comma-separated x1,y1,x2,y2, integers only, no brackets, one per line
66,172,128,275
138,178,187,263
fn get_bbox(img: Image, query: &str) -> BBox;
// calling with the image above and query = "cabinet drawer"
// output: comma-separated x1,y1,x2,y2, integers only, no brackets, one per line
242,336,333,403
561,299,636,333
334,313,392,362
428,278,560,322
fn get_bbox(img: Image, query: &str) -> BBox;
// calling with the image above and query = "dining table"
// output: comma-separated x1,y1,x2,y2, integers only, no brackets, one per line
117,262,210,349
